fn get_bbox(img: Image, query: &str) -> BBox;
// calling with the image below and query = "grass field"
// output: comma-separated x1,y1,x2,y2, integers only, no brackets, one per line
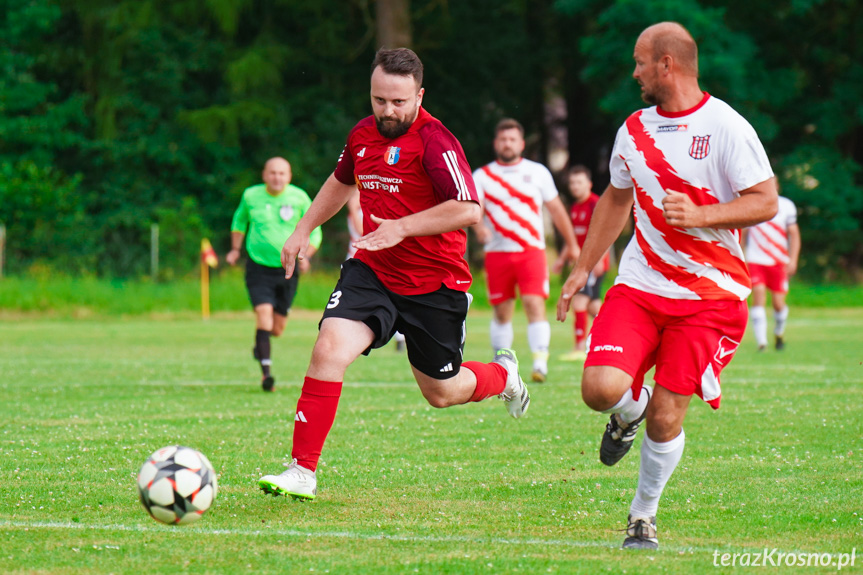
1,307,861,573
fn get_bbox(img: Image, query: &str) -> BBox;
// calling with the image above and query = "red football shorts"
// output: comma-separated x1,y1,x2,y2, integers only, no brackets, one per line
584,284,748,409
484,249,549,305
748,263,788,293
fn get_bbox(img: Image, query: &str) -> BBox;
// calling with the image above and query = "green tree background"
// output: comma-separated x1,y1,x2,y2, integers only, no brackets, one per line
1,0,860,280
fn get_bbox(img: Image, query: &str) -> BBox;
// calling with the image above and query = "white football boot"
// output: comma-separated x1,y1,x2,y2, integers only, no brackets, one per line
494,348,531,419
258,458,317,500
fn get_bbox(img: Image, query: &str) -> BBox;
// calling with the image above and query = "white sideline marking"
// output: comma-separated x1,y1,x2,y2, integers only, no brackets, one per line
0,519,832,557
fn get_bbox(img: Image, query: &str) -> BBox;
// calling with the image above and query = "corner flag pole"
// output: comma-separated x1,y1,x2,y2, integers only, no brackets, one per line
200,239,219,320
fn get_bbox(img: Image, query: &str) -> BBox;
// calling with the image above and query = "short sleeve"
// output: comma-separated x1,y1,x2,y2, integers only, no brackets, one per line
536,164,559,203
608,125,634,189
333,139,356,186
421,126,478,204
471,168,486,204
722,118,774,193
230,192,249,232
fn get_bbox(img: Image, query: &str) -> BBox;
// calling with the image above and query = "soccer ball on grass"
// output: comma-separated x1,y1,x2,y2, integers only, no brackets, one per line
137,445,218,525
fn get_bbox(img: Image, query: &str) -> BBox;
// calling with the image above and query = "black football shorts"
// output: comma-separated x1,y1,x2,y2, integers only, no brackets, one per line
577,272,605,301
245,258,299,316
321,259,471,378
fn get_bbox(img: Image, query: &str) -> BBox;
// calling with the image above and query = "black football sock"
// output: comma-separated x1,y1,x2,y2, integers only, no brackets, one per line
255,329,272,377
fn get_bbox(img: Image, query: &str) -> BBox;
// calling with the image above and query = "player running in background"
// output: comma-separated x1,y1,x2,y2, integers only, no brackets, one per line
557,22,777,549
472,119,579,383
553,165,611,362
258,48,531,501
226,157,322,392
743,195,801,351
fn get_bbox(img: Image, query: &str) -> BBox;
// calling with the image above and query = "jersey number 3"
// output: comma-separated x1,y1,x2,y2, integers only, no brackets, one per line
327,290,343,309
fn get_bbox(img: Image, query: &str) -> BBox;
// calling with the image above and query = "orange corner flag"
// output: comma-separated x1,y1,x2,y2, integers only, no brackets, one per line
201,239,218,268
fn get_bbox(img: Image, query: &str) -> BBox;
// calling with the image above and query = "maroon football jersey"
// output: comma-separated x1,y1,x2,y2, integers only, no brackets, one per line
569,192,610,271
334,107,478,296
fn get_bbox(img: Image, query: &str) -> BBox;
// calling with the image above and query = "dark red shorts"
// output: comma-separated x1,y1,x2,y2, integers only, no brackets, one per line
484,249,549,305
584,284,748,409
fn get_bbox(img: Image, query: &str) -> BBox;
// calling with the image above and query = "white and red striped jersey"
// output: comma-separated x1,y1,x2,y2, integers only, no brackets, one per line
745,196,797,266
609,93,774,301
472,159,559,253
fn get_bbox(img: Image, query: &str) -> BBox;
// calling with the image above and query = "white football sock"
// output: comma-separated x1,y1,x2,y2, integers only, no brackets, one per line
630,429,686,518
602,386,651,424
774,306,789,336
750,305,767,347
490,320,513,352
527,321,550,370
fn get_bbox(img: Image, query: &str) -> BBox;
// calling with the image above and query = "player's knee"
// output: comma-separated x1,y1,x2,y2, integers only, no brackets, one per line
645,413,682,443
580,374,622,412
422,391,455,409
271,326,284,337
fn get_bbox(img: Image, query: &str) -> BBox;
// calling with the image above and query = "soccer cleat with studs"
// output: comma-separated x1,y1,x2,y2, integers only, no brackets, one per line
775,335,785,351
258,458,317,500
622,514,658,550
531,368,547,384
494,349,531,419
600,386,652,466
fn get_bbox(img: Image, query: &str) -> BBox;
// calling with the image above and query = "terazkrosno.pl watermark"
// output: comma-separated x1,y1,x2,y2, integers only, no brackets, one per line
713,548,856,570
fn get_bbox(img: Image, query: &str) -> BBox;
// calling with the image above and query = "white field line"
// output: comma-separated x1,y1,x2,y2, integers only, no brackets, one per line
0,519,843,558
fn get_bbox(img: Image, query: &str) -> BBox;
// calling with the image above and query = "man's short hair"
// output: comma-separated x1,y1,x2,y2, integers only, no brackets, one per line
568,164,592,180
495,118,525,137
371,48,423,88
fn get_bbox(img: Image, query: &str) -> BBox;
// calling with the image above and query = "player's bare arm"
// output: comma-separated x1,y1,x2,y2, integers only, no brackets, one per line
556,184,633,322
281,173,356,278
662,176,778,229
226,231,244,265
354,199,481,252
546,196,580,264
787,223,801,276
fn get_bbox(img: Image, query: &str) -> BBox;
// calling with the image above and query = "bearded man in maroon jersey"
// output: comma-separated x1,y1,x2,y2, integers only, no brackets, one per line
257,48,531,501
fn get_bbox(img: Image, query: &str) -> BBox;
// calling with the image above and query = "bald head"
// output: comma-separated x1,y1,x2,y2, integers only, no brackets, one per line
639,22,698,77
262,157,292,195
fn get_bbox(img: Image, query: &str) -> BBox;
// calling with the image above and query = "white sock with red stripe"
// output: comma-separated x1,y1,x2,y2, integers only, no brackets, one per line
603,387,649,424
750,305,768,347
630,430,686,518
774,306,789,336
490,320,513,352
527,321,550,372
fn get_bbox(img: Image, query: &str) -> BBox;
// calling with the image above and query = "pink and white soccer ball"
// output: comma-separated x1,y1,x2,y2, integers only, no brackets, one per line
137,445,218,525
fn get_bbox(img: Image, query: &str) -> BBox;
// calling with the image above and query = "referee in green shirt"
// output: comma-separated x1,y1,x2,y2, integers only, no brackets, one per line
227,157,323,391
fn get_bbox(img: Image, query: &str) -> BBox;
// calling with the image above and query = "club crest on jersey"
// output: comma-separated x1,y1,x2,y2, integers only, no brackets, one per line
689,135,711,160
385,146,401,165
279,205,294,222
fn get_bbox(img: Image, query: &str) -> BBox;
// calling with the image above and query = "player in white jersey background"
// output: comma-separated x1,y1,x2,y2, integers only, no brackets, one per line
743,195,801,351
472,118,579,383
556,22,778,550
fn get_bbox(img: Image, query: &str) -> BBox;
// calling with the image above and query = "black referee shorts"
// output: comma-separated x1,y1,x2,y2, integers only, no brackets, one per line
245,258,299,316
321,259,471,378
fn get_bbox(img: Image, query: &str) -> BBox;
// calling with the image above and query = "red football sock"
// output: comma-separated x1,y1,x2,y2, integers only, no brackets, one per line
463,361,507,402
291,377,343,472
575,311,588,347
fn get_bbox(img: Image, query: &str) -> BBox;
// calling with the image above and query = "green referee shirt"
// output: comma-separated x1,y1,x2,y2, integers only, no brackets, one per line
230,183,323,268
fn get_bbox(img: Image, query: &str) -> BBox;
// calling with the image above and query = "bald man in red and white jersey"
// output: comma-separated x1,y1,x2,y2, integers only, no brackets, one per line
473,118,579,383
258,48,531,503
557,22,778,549
743,195,801,351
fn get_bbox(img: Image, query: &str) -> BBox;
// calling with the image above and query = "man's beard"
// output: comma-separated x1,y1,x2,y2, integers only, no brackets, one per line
496,149,519,163
376,115,413,139
640,82,669,106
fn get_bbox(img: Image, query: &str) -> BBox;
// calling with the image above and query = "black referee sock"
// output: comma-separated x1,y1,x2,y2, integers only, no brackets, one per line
255,329,272,378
